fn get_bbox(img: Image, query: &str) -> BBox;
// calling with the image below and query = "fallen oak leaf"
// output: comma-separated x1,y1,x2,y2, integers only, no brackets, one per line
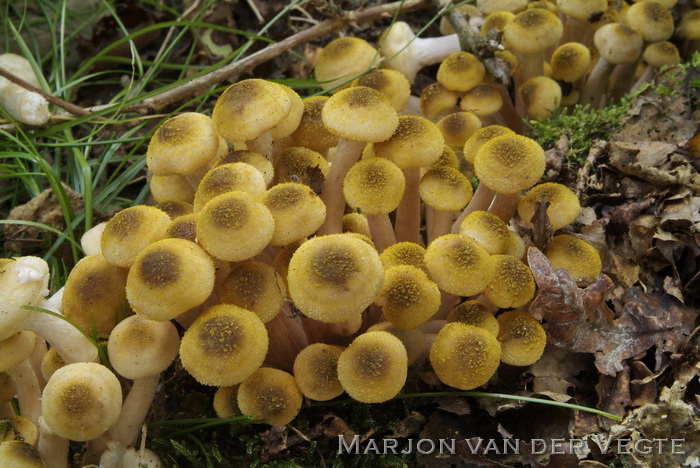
527,248,697,376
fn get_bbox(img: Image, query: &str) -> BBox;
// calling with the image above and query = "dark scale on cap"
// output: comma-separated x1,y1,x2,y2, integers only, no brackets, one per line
199,316,242,356
110,209,142,239
208,198,248,229
167,217,197,242
447,240,479,268
310,246,360,286
266,185,304,210
220,81,260,114
138,248,180,288
385,274,421,307
353,347,389,379
61,383,94,415
157,118,186,142
228,269,266,307
514,8,548,28
200,166,241,196
360,166,389,189
252,386,290,416
343,87,385,108
358,70,389,90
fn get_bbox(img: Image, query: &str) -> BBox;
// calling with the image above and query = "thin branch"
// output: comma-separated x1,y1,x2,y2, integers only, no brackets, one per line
431,0,511,85
123,0,432,113
0,67,93,117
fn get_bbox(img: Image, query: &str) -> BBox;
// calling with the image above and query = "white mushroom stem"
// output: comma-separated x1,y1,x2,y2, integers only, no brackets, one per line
317,139,366,235
366,213,396,253
0,53,51,125
8,359,41,424
108,374,160,448
379,22,461,83
580,57,615,109
38,417,69,468
487,192,521,223
394,168,422,244
427,207,455,243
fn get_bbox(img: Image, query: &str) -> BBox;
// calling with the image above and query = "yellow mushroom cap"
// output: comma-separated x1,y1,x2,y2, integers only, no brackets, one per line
0,440,44,467
430,146,460,170
147,112,219,176
214,150,274,187
166,213,197,242
261,182,326,246
41,362,122,441
193,162,267,212
213,385,241,418
437,52,486,92
0,416,38,445
463,125,516,166
180,304,269,386
594,23,643,65
419,82,460,121
0,332,37,372
459,85,503,118
40,348,65,382
379,242,427,272
544,234,602,285
419,167,473,211
154,200,193,219
196,190,274,262
337,331,408,403
504,9,563,54
480,11,516,36
518,76,562,119
366,322,425,366
314,37,378,92
436,111,483,148
287,96,339,152
269,84,304,140
101,205,172,268
237,367,303,426
292,343,345,401
212,79,291,142
274,146,329,186
677,10,700,40
425,234,495,296
477,0,527,15
322,86,398,143
351,69,411,111
504,229,526,260
483,255,536,309
107,315,179,379
272,241,302,293
376,265,441,330
126,238,215,321
626,1,674,42
557,0,605,20
550,42,591,82
62,254,131,338
642,41,680,68
429,322,501,390
446,300,499,337
149,174,195,204
373,115,445,169
342,212,372,238
287,234,384,323
497,309,546,366
474,134,546,195
220,260,286,323
517,182,580,230
458,210,510,255
343,158,405,215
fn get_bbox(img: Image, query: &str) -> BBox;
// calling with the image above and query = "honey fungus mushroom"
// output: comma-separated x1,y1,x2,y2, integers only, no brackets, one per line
237,367,303,426
100,205,172,268
179,304,268,386
544,234,602,285
483,255,536,309
146,112,219,176
497,310,546,366
517,182,580,230
62,253,131,338
287,234,384,323
126,238,215,321
260,182,327,247
219,260,286,323
336,331,408,403
292,343,344,401
41,362,122,441
376,265,441,330
424,234,495,297
429,322,501,390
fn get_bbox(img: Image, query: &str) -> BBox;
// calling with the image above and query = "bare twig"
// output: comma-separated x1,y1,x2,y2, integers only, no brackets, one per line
431,0,511,85
0,67,93,118
123,0,432,113
575,140,609,198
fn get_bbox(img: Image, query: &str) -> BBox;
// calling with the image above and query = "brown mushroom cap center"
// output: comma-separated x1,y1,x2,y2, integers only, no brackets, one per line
353,347,389,379
265,185,304,210
199,317,243,356
60,383,95,415
209,198,249,229
310,247,360,286
138,248,180,288
109,209,141,239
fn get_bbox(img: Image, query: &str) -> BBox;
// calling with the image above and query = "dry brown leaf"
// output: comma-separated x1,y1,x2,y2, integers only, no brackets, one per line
528,248,697,375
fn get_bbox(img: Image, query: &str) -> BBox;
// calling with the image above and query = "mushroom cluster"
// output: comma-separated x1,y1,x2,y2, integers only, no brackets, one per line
11,0,685,463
